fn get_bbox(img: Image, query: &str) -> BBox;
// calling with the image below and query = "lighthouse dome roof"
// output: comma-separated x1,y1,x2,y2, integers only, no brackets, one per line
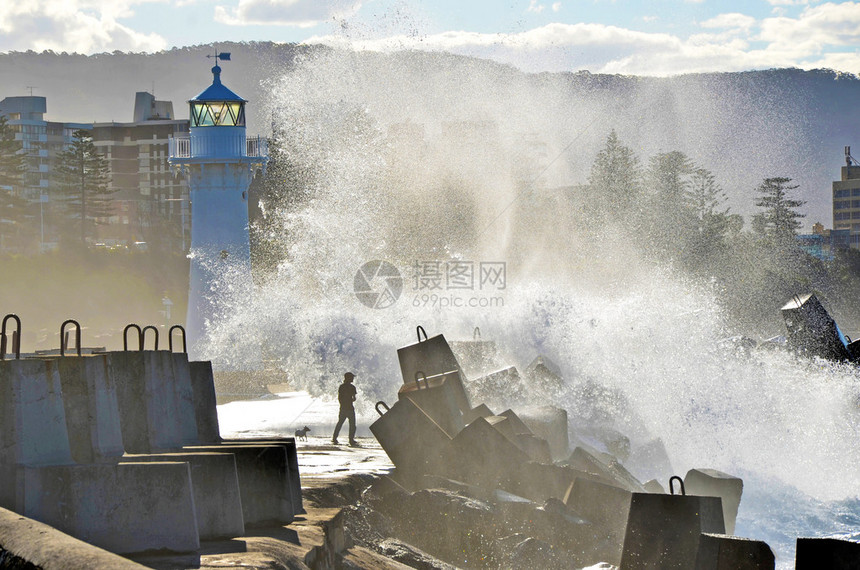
190,65,247,103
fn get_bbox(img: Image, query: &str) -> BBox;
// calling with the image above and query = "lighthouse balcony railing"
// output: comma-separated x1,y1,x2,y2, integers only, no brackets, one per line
169,135,268,160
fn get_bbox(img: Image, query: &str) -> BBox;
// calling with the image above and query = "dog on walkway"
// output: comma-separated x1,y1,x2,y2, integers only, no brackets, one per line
294,426,311,441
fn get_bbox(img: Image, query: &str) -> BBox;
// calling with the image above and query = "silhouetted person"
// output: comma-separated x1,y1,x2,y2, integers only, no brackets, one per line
332,372,357,446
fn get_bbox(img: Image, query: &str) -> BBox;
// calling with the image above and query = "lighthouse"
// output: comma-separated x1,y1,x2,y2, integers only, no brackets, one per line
169,53,267,361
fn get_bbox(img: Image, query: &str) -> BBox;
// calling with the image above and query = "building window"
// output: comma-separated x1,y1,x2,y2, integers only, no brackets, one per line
835,201,850,210
835,213,851,221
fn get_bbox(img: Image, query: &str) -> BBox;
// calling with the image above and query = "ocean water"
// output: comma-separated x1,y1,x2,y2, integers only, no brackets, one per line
202,49,860,568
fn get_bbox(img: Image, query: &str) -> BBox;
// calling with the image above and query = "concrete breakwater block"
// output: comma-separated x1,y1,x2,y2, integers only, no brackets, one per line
695,533,774,569
619,492,725,569
518,406,570,462
462,403,494,425
218,438,304,515
398,372,465,438
370,398,453,485
396,333,471,413
19,462,199,554
450,416,530,488
189,360,221,443
625,437,674,483
167,352,200,446
182,444,295,525
0,359,73,467
56,355,124,464
684,468,743,535
109,351,183,452
0,506,146,569
564,477,634,563
121,452,244,539
567,447,645,493
795,537,860,569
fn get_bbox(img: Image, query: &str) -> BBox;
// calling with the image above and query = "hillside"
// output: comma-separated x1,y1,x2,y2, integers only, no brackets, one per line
1,43,858,223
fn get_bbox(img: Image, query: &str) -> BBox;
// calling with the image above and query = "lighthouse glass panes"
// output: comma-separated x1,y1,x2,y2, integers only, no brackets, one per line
190,101,245,127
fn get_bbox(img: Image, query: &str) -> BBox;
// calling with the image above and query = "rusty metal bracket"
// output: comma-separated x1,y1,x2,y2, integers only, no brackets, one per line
169,325,187,354
414,371,428,389
60,319,81,357
417,325,427,342
375,401,390,416
1,314,21,360
123,324,143,352
142,326,159,351
669,475,686,496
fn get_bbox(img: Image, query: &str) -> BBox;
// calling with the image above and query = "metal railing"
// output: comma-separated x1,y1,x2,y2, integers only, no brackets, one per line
169,135,267,159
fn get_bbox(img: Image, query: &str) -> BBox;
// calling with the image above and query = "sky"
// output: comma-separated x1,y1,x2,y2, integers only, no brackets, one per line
1,0,860,76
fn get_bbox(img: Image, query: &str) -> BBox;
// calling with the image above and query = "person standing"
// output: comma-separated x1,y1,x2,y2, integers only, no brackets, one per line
332,372,358,446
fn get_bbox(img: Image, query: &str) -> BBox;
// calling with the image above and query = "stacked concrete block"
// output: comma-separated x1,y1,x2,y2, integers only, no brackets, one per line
20,461,200,553
695,533,775,569
0,316,304,558
450,416,530,488
684,468,743,535
567,446,646,493
619,492,725,568
56,355,124,464
397,371,465,438
795,537,860,569
370,398,453,487
120,452,244,539
396,330,471,414
518,406,570,462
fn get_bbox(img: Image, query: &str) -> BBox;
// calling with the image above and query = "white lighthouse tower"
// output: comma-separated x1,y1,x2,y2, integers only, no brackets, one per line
169,53,267,361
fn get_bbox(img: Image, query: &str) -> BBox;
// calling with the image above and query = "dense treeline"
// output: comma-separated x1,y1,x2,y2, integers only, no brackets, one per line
566,131,860,335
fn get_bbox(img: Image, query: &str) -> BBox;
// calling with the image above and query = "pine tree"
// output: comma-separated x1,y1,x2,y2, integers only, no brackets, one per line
53,129,112,245
751,177,805,245
588,130,642,216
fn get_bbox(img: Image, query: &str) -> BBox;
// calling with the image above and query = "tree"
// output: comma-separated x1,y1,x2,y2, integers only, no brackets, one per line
53,129,112,245
751,177,805,244
642,150,697,254
684,167,731,260
587,130,642,223
0,115,27,251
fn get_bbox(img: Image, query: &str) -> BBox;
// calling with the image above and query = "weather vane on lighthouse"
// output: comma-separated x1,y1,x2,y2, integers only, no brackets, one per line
169,51,268,362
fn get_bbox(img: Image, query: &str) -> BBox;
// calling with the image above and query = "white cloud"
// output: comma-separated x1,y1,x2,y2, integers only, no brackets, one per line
527,1,545,14
0,0,166,54
700,13,756,30
552,2,561,12
214,0,362,27
306,16,860,77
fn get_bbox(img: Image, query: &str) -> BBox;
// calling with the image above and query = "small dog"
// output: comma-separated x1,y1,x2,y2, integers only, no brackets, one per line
294,426,311,441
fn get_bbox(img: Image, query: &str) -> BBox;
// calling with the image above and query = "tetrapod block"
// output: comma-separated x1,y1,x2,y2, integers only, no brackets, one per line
519,406,570,461
167,352,199,445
